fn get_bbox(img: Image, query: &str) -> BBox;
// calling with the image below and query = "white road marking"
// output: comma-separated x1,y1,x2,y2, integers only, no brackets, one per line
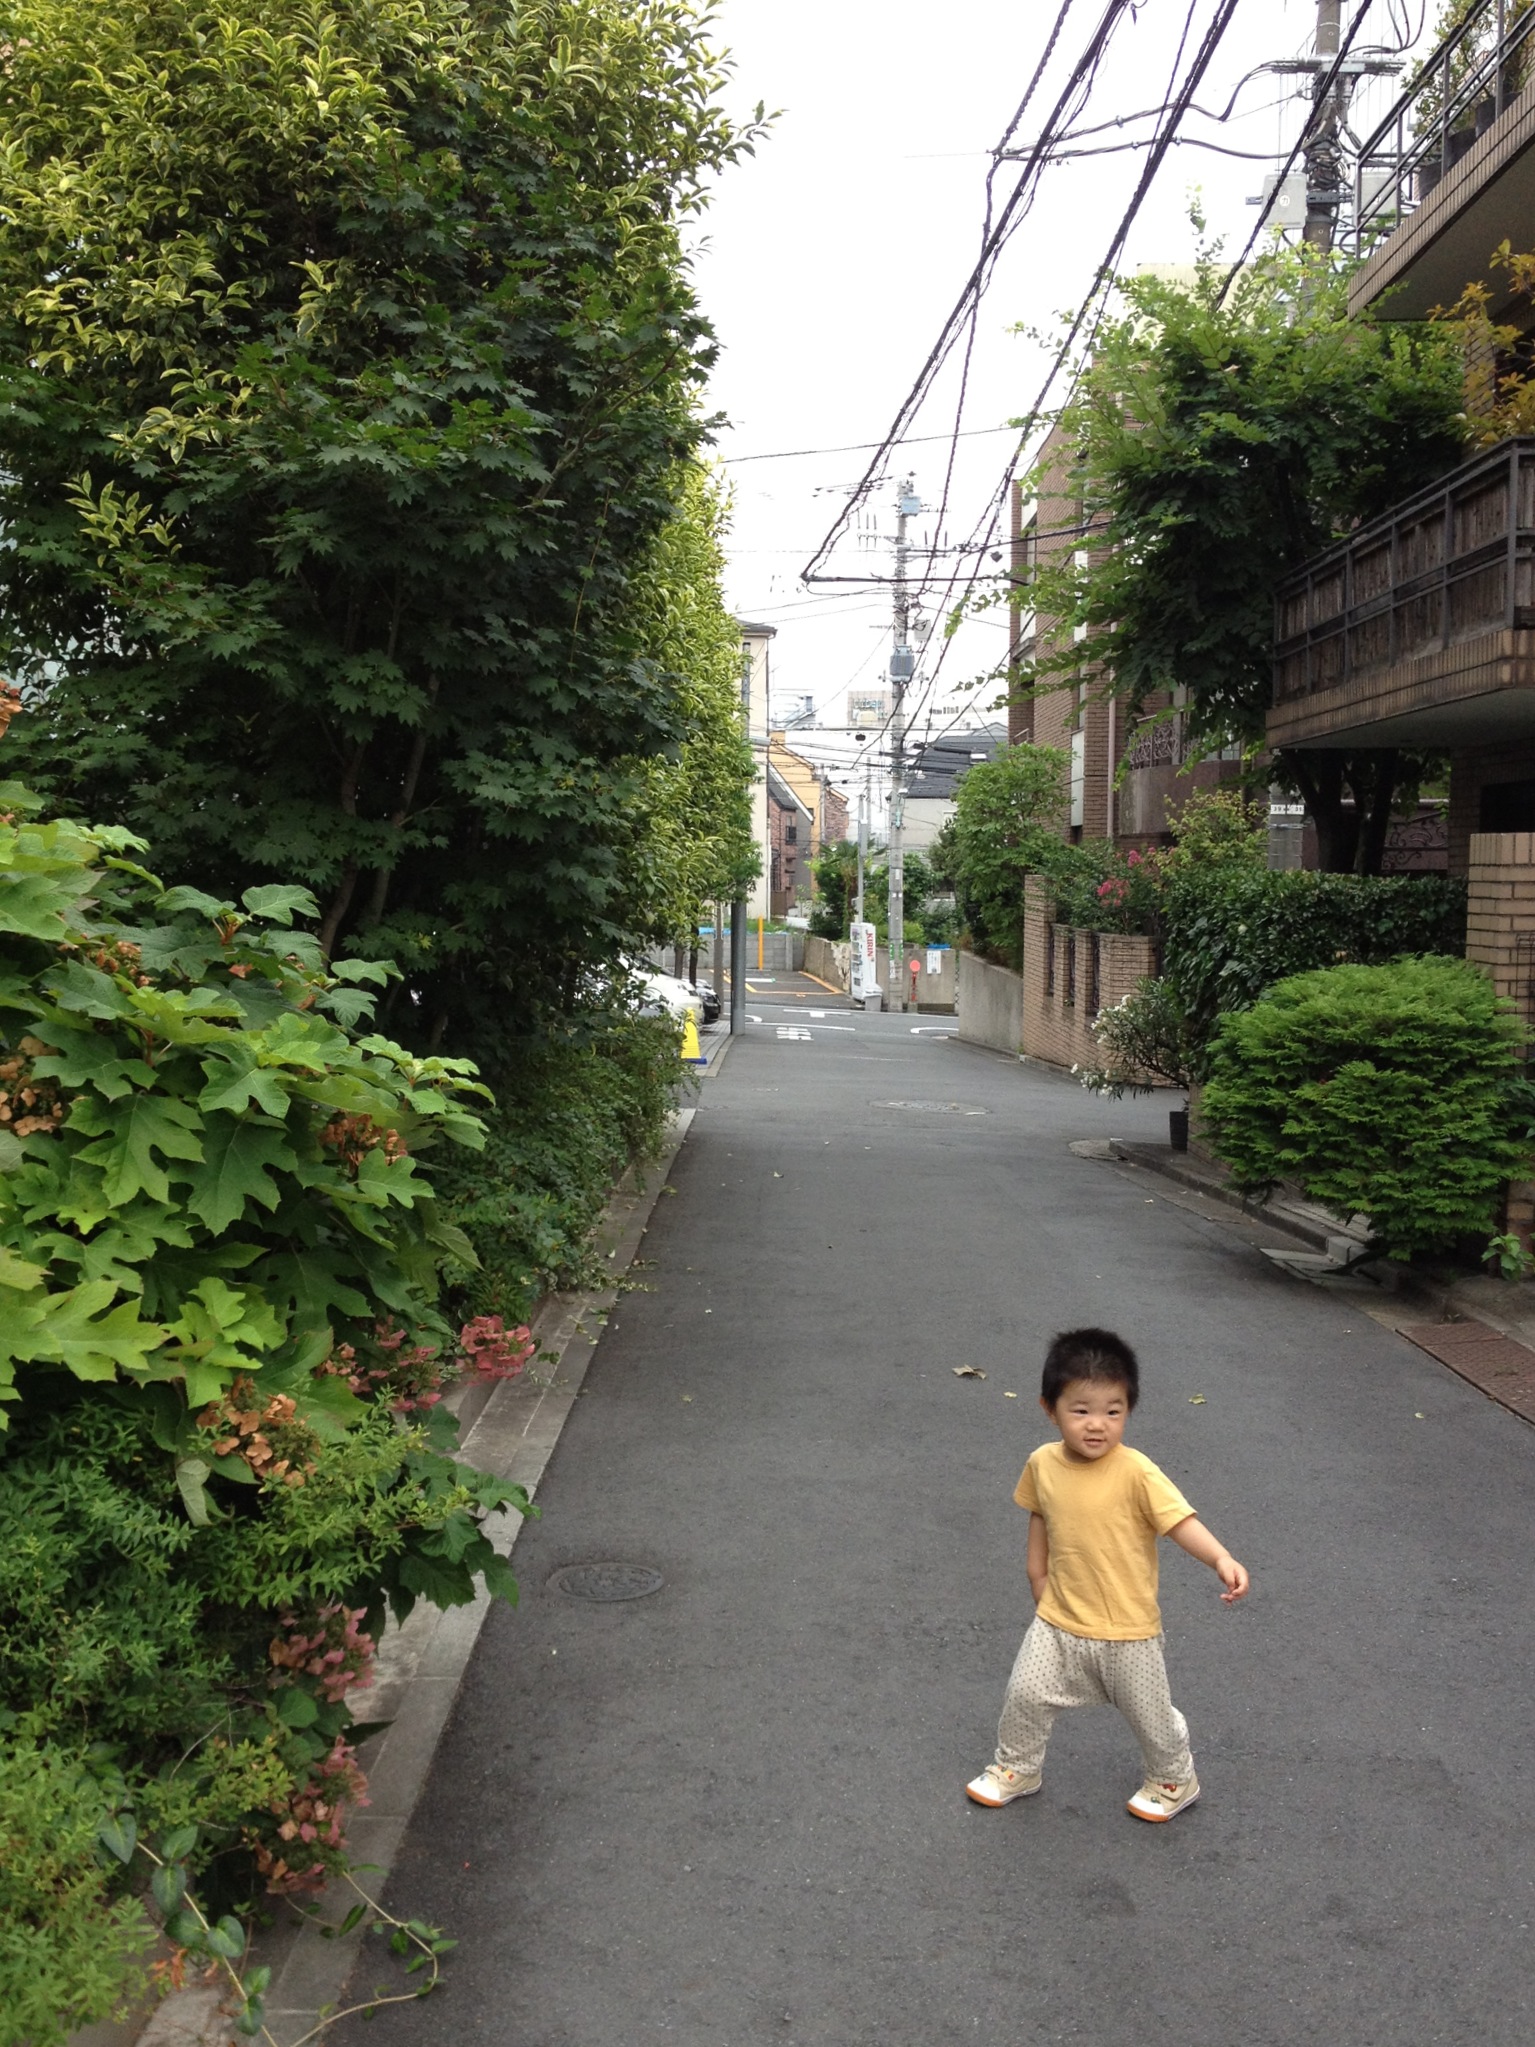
910,1026,956,1036
776,1027,812,1041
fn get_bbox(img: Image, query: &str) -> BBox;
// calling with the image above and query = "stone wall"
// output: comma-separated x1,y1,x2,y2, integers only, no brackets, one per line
803,934,850,992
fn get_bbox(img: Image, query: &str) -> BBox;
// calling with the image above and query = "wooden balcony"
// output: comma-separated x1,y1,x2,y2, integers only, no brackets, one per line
1270,438,1535,752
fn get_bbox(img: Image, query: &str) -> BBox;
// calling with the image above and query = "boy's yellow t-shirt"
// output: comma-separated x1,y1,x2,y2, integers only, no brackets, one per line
1014,1441,1194,1641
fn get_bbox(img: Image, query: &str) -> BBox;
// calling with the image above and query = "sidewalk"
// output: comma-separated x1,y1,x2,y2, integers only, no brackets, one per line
1099,1136,1535,1427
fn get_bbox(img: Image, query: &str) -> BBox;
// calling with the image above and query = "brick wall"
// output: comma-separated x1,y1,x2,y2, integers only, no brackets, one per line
1464,831,1535,1248
1449,745,1535,873
1019,875,1159,1071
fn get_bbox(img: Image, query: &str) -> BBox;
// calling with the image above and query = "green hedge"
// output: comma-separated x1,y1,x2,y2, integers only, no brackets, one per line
1201,957,1528,1257
434,1018,681,1326
1162,868,1467,1048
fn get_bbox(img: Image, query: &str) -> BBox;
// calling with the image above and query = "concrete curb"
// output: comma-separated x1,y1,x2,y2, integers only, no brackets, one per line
136,1109,699,2047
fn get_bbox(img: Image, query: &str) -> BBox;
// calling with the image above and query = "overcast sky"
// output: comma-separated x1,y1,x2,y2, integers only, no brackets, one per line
686,0,1432,808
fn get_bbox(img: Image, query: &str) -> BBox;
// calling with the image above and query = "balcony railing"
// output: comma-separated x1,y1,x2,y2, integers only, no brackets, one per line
1352,0,1535,254
1274,436,1535,705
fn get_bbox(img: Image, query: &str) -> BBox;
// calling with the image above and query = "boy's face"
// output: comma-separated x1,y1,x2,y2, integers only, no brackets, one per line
1044,1377,1129,1462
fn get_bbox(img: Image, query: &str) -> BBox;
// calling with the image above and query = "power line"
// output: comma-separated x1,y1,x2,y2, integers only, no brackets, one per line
863,0,1249,764
802,0,1141,584
718,425,1017,466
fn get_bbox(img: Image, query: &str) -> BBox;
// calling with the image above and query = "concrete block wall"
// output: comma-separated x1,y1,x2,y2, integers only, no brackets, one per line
956,950,1025,1053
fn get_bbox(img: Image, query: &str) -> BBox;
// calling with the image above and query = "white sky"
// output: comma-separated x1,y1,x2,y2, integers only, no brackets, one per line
687,0,1433,813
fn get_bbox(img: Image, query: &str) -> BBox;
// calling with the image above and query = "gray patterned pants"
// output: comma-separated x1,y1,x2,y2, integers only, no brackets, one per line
995,1617,1194,1783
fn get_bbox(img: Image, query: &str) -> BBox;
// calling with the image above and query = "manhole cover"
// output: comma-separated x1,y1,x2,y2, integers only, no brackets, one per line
549,1562,665,1602
873,1099,987,1115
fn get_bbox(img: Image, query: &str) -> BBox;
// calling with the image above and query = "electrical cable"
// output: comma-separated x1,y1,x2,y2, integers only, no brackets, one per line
719,424,1017,466
1216,0,1381,300
802,0,1141,585
875,0,1249,763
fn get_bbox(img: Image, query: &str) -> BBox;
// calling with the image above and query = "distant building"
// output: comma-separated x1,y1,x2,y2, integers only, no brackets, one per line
767,735,850,909
736,619,776,919
766,765,813,917
820,781,849,845
902,724,1008,851
847,688,892,731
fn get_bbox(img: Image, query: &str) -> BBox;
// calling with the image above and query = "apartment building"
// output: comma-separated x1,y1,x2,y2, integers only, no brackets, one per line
1270,0,1535,1017
1010,421,1239,845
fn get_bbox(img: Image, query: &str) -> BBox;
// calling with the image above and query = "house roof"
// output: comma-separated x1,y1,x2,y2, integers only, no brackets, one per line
904,724,1007,802
766,764,813,818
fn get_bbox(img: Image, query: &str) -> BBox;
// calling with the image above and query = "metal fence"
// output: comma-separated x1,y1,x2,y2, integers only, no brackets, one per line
1352,0,1535,254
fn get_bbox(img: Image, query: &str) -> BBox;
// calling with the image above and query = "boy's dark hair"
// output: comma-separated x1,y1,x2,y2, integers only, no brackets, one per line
1041,1328,1140,1410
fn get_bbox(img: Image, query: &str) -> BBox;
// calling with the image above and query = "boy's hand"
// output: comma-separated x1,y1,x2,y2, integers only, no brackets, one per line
1215,1553,1250,1603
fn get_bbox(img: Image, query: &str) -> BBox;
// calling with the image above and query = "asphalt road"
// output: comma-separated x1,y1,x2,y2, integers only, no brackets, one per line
342,992,1535,2047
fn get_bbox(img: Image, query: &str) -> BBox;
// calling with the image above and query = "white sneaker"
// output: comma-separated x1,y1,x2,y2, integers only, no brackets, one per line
1126,1772,1200,1822
965,1764,1042,1807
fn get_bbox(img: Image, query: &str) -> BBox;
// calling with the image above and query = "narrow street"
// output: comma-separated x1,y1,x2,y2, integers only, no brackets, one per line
345,1001,1535,2047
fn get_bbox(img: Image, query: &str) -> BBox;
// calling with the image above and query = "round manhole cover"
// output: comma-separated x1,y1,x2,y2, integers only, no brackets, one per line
549,1562,665,1603
873,1099,987,1115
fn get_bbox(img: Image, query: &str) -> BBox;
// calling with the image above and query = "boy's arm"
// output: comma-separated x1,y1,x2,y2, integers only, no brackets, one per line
1167,1515,1250,1603
1026,1512,1049,1605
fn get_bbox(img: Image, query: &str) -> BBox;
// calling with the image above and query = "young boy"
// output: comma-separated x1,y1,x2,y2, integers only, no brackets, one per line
966,1327,1249,1822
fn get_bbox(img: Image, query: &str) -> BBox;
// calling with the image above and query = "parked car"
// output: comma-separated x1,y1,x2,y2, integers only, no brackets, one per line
633,966,703,1024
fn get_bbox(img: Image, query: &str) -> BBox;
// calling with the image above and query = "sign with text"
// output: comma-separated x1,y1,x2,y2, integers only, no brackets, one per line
850,921,878,1002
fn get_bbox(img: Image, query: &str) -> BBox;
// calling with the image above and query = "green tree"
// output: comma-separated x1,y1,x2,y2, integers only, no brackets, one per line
1025,246,1466,872
628,465,758,943
810,839,861,939
946,742,1070,967
0,0,761,1056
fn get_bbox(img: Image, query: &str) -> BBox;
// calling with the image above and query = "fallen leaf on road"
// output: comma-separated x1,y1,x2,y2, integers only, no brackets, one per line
773,1171,782,1178
1189,1395,1206,1404
953,1366,986,1380
682,1395,693,1403
1415,1411,1425,1419
1003,1391,1017,1399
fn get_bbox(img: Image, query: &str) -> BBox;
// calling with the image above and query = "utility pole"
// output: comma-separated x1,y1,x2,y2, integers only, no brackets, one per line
1261,4,1399,254
730,638,751,1037
855,759,869,924
1303,2,1348,250
886,478,920,1013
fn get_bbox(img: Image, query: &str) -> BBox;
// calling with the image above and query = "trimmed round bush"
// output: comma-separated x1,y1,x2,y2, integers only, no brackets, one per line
1201,956,1529,1258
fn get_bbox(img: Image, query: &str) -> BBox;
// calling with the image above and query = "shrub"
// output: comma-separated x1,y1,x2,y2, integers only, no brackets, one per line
0,781,531,2023
1200,957,1529,1257
947,743,1069,967
1044,789,1267,938
436,1016,681,1325
0,1738,155,2047
1161,867,1468,1048
1078,977,1197,1098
